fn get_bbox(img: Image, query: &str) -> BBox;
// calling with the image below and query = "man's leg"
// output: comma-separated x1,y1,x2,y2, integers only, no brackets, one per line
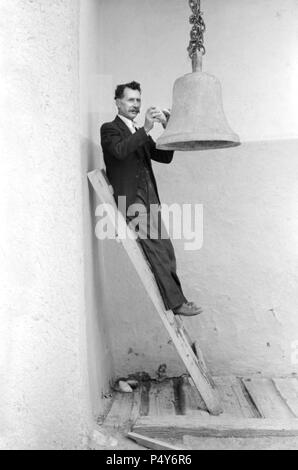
127,203,187,310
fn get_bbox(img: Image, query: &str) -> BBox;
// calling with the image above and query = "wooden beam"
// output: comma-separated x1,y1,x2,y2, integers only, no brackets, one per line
133,415,298,439
183,434,298,451
127,432,185,450
88,169,222,416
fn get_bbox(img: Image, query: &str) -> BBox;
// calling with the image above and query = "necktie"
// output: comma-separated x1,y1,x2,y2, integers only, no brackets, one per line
132,122,139,133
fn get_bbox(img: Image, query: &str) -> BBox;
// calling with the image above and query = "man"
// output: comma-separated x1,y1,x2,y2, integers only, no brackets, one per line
100,81,202,317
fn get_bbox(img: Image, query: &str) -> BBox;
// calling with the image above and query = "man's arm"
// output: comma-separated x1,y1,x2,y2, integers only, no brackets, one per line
101,123,149,160
148,136,174,164
147,108,174,164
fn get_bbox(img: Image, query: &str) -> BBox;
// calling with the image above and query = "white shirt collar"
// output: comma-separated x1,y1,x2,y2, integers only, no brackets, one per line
118,114,137,132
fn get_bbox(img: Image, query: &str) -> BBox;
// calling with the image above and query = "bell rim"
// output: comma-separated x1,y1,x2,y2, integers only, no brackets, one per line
156,133,241,151
156,142,241,151
157,132,240,144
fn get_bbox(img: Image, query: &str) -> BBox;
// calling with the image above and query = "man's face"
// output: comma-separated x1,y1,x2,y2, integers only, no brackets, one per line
117,87,141,121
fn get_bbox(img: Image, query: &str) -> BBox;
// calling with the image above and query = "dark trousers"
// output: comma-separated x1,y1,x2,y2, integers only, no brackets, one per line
126,200,187,310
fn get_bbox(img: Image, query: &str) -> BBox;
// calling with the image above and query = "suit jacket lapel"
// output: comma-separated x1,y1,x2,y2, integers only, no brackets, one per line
114,115,152,164
114,116,132,137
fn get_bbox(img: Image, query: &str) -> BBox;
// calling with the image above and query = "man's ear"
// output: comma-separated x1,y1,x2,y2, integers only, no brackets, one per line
115,98,121,110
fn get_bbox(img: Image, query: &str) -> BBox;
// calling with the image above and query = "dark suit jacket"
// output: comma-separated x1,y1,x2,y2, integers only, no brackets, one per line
100,116,174,211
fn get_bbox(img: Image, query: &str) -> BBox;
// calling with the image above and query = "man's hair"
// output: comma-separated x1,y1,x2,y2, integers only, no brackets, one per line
114,81,141,100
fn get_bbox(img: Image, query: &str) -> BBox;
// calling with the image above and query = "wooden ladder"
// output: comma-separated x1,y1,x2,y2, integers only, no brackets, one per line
88,169,222,416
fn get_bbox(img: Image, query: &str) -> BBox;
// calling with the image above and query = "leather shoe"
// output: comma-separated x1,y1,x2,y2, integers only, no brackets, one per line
172,302,203,316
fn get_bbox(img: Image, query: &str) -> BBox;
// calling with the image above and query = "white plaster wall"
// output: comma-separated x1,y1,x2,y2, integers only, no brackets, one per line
0,0,106,450
79,0,113,421
158,139,298,377
99,0,298,143
95,0,298,378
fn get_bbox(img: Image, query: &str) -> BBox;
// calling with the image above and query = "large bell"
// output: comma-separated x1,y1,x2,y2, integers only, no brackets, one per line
156,70,240,151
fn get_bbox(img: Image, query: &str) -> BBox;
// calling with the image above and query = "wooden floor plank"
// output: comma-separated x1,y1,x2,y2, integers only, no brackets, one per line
214,376,258,418
139,382,151,417
104,392,133,431
148,380,176,416
242,378,295,419
129,389,142,427
134,415,298,439
273,378,298,418
183,434,298,450
180,376,208,414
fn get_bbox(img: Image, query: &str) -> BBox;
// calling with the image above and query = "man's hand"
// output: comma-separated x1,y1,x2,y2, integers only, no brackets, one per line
161,108,171,129
144,107,160,133
144,107,171,133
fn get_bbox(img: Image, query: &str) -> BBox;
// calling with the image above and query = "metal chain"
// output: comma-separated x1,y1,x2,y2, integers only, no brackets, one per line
187,0,206,59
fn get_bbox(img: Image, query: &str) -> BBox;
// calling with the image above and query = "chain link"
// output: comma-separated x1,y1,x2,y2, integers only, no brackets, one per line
187,0,206,58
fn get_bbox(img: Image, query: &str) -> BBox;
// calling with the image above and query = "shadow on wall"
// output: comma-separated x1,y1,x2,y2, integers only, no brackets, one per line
80,111,113,418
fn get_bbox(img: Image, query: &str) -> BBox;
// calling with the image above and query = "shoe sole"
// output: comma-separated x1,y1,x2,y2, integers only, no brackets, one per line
173,311,202,316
